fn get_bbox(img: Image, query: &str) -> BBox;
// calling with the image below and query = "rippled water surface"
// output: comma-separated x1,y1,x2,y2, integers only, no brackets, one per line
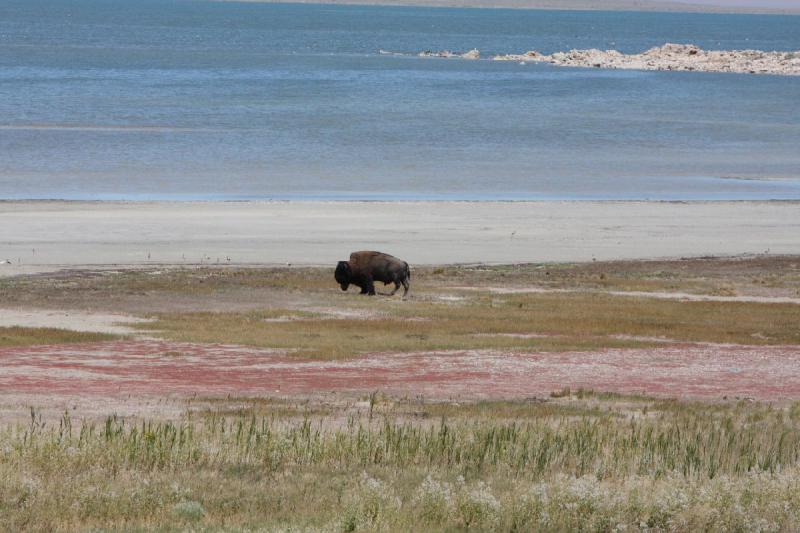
1,0,799,199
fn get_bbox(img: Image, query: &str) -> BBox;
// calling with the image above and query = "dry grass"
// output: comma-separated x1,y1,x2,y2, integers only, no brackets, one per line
0,266,331,304
141,310,652,359
138,291,800,358
0,326,119,347
1,255,798,313
2,258,799,529
3,396,800,531
417,255,800,296
193,396,335,419
185,391,750,424
1,256,798,353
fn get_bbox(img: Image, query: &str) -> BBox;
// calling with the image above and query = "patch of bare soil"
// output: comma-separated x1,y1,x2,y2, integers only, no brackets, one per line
2,341,798,410
0,308,151,334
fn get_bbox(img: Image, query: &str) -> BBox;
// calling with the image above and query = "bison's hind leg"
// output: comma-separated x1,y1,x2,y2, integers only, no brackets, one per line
388,281,401,296
401,278,410,299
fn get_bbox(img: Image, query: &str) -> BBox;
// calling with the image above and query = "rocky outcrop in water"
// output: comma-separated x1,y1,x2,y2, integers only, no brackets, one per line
492,43,800,76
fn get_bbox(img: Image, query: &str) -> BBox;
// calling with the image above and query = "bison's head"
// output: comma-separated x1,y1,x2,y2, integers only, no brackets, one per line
334,261,351,291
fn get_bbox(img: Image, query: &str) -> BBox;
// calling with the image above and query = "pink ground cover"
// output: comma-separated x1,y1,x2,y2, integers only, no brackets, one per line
2,341,799,401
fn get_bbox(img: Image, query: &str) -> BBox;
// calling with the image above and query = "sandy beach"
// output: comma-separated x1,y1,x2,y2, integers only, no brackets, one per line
1,200,798,275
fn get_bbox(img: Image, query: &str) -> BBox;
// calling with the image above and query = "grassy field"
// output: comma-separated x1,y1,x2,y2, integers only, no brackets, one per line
3,395,800,531
2,256,799,311
0,256,798,355
141,291,800,358
0,326,118,347
2,256,800,530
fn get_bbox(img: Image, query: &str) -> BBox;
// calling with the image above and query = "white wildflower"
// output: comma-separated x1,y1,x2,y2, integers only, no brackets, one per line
412,475,454,522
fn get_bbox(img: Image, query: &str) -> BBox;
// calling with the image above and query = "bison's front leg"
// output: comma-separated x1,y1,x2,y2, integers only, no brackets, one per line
362,276,376,296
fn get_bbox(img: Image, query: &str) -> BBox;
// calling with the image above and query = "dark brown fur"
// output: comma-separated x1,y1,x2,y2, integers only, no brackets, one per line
334,251,410,297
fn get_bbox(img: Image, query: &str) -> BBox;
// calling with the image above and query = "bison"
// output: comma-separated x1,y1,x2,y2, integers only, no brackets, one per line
335,251,410,298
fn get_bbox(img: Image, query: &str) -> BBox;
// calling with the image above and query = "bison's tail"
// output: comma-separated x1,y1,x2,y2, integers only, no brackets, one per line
401,262,411,299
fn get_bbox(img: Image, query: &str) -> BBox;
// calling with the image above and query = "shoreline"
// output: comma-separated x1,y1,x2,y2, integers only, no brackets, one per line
1,200,799,273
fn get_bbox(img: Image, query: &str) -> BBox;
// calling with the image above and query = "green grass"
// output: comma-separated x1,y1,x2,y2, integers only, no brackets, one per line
3,398,800,531
0,326,119,347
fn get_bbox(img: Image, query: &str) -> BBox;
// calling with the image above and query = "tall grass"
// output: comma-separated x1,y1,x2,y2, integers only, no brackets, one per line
4,401,800,530
12,406,798,478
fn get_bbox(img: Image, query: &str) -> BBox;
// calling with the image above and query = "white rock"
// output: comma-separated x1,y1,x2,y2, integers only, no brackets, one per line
489,43,799,76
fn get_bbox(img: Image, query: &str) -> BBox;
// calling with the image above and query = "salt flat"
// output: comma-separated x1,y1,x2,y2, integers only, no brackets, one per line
1,201,798,274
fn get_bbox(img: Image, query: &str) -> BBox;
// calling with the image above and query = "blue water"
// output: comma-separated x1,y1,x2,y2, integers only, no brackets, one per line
1,0,799,200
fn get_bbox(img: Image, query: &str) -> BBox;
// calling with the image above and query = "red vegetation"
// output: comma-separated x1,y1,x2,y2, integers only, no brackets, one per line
1,341,798,401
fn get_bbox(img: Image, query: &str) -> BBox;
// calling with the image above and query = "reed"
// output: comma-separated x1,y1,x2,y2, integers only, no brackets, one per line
3,399,800,530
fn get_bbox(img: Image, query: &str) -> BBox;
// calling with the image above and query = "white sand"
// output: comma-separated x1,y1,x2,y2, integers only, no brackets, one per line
0,201,798,275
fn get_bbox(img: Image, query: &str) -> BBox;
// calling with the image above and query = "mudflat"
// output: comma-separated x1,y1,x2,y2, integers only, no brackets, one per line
1,200,799,275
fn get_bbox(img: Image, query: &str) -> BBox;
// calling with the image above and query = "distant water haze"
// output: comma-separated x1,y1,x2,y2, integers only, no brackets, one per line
671,0,800,8
1,0,799,200
216,0,800,13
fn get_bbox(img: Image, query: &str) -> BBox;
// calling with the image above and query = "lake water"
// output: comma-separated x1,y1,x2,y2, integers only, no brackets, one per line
1,0,799,200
